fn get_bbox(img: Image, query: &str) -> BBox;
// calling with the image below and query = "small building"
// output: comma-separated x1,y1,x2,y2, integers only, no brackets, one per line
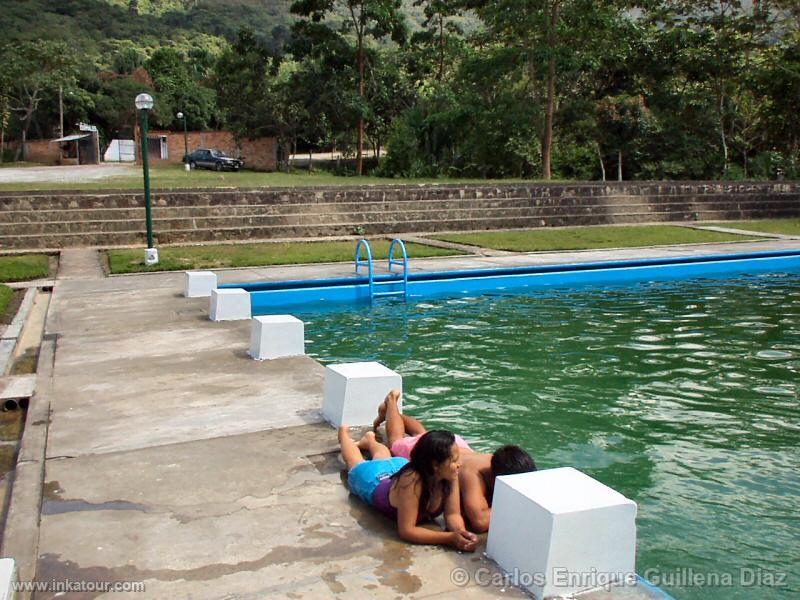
133,129,278,171
18,125,101,165
103,139,137,162
49,131,101,165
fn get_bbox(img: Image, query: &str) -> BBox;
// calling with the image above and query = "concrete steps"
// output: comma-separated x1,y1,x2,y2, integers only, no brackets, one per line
1,183,798,249
1,194,798,224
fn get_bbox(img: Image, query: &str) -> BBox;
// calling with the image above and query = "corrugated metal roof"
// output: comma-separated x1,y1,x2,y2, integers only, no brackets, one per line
50,134,91,143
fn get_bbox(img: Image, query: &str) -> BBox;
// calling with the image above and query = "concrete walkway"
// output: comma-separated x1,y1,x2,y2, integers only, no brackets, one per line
6,240,800,598
681,223,799,240
10,248,528,599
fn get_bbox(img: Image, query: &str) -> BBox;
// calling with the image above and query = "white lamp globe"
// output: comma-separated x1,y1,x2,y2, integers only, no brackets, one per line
135,93,154,111
176,111,184,119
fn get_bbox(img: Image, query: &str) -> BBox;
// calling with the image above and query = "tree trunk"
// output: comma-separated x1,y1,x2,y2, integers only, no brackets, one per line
308,148,313,172
541,1,559,181
596,143,605,181
618,149,623,181
15,126,28,162
438,14,445,81
356,36,365,176
743,148,748,179
719,93,728,174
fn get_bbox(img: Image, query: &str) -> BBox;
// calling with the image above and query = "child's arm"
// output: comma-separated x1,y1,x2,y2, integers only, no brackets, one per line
443,476,467,532
461,470,491,533
394,474,475,551
444,477,478,551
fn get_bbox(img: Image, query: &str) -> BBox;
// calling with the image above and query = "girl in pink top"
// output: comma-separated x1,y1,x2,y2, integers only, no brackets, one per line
338,426,478,551
374,389,474,459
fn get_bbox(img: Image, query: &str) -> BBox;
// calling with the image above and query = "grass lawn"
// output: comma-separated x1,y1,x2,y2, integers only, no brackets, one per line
0,161,47,169
0,285,12,318
708,218,800,236
0,164,542,192
433,225,757,252
0,255,50,282
107,239,461,274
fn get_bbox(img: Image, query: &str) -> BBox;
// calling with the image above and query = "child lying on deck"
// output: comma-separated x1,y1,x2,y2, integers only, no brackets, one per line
338,426,479,552
374,389,537,533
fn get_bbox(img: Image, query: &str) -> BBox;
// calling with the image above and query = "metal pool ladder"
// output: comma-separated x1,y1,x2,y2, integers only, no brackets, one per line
355,238,409,302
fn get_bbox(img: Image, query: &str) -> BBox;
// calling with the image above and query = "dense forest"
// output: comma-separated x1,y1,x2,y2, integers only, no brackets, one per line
1,0,799,180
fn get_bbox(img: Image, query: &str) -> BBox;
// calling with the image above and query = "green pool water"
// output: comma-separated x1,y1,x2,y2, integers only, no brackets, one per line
297,272,800,599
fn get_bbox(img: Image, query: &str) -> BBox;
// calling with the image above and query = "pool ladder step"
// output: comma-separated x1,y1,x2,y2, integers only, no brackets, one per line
355,239,409,303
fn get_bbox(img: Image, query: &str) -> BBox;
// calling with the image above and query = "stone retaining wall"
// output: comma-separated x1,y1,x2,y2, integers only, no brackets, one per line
1,182,797,250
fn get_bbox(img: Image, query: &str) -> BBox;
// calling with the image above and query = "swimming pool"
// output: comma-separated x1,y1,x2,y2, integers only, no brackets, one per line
287,271,799,599
226,249,800,312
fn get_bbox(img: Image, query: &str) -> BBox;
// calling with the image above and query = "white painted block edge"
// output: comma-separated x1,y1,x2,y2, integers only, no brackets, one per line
184,271,218,298
209,288,251,321
248,315,305,360
0,557,17,600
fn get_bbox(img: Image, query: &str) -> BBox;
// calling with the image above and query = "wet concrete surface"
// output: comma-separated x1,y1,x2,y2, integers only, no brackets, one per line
9,349,37,375
0,406,25,538
22,242,800,598
26,249,529,599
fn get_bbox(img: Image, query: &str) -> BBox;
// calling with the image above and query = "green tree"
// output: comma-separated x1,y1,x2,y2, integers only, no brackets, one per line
146,47,219,130
595,94,653,180
94,75,154,139
0,67,11,162
0,40,78,160
756,28,800,175
644,0,774,176
291,0,407,174
467,0,627,180
364,49,415,162
214,30,277,139
215,29,306,170
411,0,465,81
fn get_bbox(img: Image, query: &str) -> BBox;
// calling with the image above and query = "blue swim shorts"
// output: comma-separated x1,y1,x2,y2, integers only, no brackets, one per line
348,457,409,504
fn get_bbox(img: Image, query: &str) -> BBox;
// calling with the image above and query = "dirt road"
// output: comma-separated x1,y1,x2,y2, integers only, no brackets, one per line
0,164,136,184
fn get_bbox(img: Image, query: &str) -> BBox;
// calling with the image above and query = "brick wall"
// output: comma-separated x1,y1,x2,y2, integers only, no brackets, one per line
19,139,62,164
238,137,278,172
144,130,277,171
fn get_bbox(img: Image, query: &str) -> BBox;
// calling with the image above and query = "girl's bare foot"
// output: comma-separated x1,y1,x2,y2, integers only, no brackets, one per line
373,389,401,430
373,401,387,431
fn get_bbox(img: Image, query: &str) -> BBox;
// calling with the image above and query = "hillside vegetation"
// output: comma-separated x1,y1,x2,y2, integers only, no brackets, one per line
1,1,798,182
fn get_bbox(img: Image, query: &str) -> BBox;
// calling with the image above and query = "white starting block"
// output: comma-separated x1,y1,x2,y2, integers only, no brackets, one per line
184,271,217,297
0,558,17,600
209,288,251,321
322,362,402,427
487,467,637,600
249,315,305,360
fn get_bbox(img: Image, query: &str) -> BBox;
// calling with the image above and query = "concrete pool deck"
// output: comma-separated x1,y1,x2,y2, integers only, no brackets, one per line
4,238,800,599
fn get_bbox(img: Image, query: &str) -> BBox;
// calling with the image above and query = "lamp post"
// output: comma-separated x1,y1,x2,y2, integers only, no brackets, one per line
135,92,158,266
177,111,188,164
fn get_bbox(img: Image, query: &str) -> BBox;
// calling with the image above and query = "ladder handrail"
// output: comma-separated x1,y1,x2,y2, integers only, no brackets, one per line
354,238,374,300
388,238,409,301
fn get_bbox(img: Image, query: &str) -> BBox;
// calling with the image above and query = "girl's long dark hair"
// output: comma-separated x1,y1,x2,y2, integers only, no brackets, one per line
392,430,455,520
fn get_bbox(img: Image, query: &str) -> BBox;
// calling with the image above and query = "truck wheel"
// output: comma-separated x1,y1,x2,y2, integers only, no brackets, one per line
215,162,223,172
